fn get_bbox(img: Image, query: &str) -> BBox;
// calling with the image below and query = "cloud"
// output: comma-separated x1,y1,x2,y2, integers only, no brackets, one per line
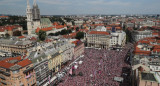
38,0,70,5
0,0,22,5
88,0,131,6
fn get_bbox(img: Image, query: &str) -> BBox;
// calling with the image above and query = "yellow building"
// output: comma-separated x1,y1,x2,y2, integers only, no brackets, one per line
48,52,62,73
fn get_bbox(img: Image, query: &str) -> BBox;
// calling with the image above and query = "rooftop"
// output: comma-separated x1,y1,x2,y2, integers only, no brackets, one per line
89,31,110,35
141,72,157,82
0,56,31,70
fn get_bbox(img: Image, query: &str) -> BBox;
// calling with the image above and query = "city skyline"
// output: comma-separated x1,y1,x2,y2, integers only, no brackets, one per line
0,0,160,15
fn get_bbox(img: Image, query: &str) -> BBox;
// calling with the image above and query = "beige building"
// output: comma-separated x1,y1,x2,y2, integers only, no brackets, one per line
138,72,160,86
0,56,36,86
85,31,111,49
0,39,34,54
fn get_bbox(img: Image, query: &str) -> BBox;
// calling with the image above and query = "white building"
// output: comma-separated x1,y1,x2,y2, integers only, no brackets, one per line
142,20,156,27
109,31,126,48
95,26,107,32
132,30,153,42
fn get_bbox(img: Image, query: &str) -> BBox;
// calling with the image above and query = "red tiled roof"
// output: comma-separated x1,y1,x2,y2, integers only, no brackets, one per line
72,40,82,46
0,56,21,69
42,27,52,31
89,31,109,35
18,36,26,39
106,27,112,30
36,27,53,33
115,27,121,30
56,25,65,29
0,16,9,18
63,32,77,38
0,56,30,69
53,22,59,26
3,25,22,31
45,39,52,43
36,27,40,33
0,28,5,32
79,29,89,33
152,32,159,36
152,49,160,52
17,59,32,67
30,37,37,41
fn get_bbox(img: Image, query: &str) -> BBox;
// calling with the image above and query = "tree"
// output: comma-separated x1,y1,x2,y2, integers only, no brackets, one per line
60,29,67,35
55,31,60,36
38,30,46,41
125,29,132,43
72,21,75,26
13,30,22,36
76,27,79,31
68,29,72,33
76,32,84,40
48,33,55,36
5,33,10,38
23,32,28,34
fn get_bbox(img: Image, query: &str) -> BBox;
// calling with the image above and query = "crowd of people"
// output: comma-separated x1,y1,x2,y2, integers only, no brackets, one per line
58,43,133,86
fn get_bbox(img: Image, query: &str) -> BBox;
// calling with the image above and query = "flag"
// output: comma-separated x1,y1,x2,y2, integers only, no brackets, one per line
48,75,51,84
69,68,72,75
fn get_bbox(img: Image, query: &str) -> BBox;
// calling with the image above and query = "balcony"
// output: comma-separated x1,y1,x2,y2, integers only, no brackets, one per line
0,75,5,80
0,70,10,76
1,81,7,85
23,67,34,74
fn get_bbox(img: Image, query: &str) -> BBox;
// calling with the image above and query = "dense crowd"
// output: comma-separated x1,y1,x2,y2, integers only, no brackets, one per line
58,43,133,86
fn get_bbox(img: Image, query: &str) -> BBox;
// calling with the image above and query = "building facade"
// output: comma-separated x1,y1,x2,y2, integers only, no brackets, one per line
72,40,84,59
0,57,36,86
48,52,62,74
109,31,126,48
85,31,111,49
60,41,74,63
132,30,153,42
0,39,34,54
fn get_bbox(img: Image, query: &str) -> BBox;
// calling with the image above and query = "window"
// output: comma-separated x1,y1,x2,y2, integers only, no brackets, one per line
12,70,19,74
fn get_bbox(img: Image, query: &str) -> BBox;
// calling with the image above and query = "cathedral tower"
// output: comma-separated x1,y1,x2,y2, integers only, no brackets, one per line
32,0,41,32
26,0,33,35
26,0,41,35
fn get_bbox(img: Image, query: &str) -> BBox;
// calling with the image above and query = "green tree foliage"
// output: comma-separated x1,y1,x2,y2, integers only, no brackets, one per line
61,29,67,35
76,32,84,40
64,18,73,22
0,16,27,30
50,17,65,25
13,31,22,36
76,27,79,31
48,33,55,36
5,33,10,38
72,21,75,26
49,29,72,36
38,30,46,41
125,29,132,43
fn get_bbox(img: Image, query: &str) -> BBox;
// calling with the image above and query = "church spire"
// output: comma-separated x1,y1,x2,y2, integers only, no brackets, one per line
33,0,37,6
27,0,30,8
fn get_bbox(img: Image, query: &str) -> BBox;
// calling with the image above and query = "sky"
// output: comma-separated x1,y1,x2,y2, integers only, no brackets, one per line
0,0,160,15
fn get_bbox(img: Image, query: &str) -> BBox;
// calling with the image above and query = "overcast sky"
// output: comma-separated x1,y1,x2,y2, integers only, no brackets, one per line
0,0,160,15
